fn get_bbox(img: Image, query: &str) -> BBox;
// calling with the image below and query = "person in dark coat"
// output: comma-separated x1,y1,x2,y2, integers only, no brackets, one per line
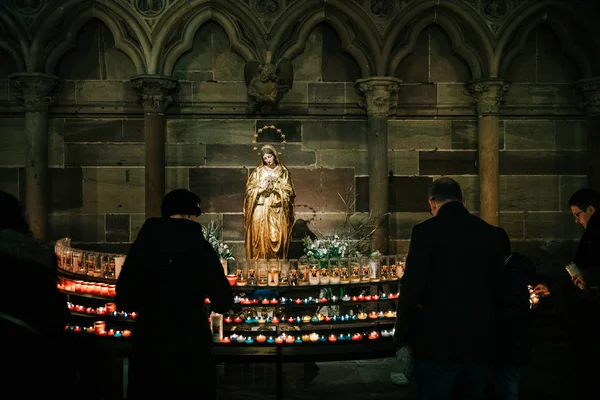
116,189,234,400
568,188,600,288
0,190,73,398
393,178,505,400
492,227,550,400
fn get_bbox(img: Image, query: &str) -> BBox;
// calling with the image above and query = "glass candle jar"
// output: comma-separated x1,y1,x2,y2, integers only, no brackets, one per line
279,259,290,285
257,259,268,286
360,256,371,282
85,253,98,277
72,251,83,274
388,255,398,280
298,256,309,286
268,259,279,286
380,256,389,281
369,256,380,282
350,257,361,283
339,257,350,284
397,255,406,279
236,259,248,286
247,259,258,286
329,258,340,285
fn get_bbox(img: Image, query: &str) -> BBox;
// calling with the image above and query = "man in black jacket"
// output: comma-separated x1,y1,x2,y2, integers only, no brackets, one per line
568,188,600,288
116,189,234,400
394,178,504,400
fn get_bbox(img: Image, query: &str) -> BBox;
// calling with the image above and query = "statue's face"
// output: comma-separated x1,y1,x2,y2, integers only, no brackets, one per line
352,266,360,275
262,153,275,167
332,268,340,277
310,268,318,277
381,265,388,274
248,269,256,278
390,265,397,275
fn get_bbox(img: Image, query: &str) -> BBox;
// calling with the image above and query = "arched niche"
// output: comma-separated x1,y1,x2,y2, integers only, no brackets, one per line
172,21,245,82
54,19,137,80
321,24,361,82
503,24,581,83
0,49,18,77
395,25,472,83
289,23,362,82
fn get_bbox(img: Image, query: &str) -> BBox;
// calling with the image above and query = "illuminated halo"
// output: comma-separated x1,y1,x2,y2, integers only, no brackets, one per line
252,125,287,153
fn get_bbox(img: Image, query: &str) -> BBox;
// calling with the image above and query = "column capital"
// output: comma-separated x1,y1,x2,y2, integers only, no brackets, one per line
466,79,510,116
9,73,61,112
355,76,402,116
131,75,178,114
574,77,600,115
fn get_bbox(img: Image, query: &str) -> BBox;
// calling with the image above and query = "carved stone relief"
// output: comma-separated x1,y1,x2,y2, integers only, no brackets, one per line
131,75,178,113
253,0,280,16
10,0,44,14
244,57,294,114
465,80,510,116
9,73,62,112
355,77,402,116
134,0,166,17
575,78,600,116
129,0,174,30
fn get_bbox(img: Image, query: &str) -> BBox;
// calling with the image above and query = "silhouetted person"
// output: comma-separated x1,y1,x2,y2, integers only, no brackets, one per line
568,188,600,288
116,189,233,400
394,178,504,400
492,227,549,400
0,190,72,398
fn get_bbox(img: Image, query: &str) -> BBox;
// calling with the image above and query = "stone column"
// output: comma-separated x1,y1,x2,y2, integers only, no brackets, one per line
575,78,600,190
355,77,402,254
131,75,178,219
466,80,510,226
9,73,61,241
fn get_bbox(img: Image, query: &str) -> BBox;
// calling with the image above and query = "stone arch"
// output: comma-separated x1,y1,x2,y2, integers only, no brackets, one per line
388,12,484,80
269,0,378,78
152,2,266,75
35,1,148,74
383,0,493,78
498,13,592,79
0,5,28,71
0,40,26,73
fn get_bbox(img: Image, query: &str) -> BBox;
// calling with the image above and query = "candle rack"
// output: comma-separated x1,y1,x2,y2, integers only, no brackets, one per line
56,238,401,400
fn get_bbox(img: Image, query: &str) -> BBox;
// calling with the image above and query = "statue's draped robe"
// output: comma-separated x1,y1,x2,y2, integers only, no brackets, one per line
244,162,295,260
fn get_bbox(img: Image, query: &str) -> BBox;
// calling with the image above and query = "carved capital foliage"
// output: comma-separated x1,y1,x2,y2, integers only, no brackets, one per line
575,78,600,116
130,75,178,113
465,79,510,116
355,77,402,116
9,73,61,112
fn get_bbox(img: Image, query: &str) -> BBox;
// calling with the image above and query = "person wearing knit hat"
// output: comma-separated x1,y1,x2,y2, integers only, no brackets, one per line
160,189,202,219
116,188,233,400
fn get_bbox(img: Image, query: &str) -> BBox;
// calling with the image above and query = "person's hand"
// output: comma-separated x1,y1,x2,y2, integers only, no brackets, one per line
572,274,586,289
532,284,550,297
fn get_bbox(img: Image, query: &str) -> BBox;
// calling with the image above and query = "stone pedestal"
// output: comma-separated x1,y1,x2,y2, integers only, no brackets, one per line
466,80,510,226
131,75,178,219
575,78,600,191
9,73,61,241
355,77,402,254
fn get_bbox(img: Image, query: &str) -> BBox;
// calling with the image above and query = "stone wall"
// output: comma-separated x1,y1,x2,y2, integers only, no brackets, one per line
0,7,591,279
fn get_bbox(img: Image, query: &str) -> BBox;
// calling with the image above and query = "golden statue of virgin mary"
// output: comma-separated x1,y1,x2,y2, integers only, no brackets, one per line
244,144,295,260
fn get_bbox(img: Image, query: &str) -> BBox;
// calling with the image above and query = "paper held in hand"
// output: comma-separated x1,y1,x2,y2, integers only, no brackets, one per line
565,262,585,290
